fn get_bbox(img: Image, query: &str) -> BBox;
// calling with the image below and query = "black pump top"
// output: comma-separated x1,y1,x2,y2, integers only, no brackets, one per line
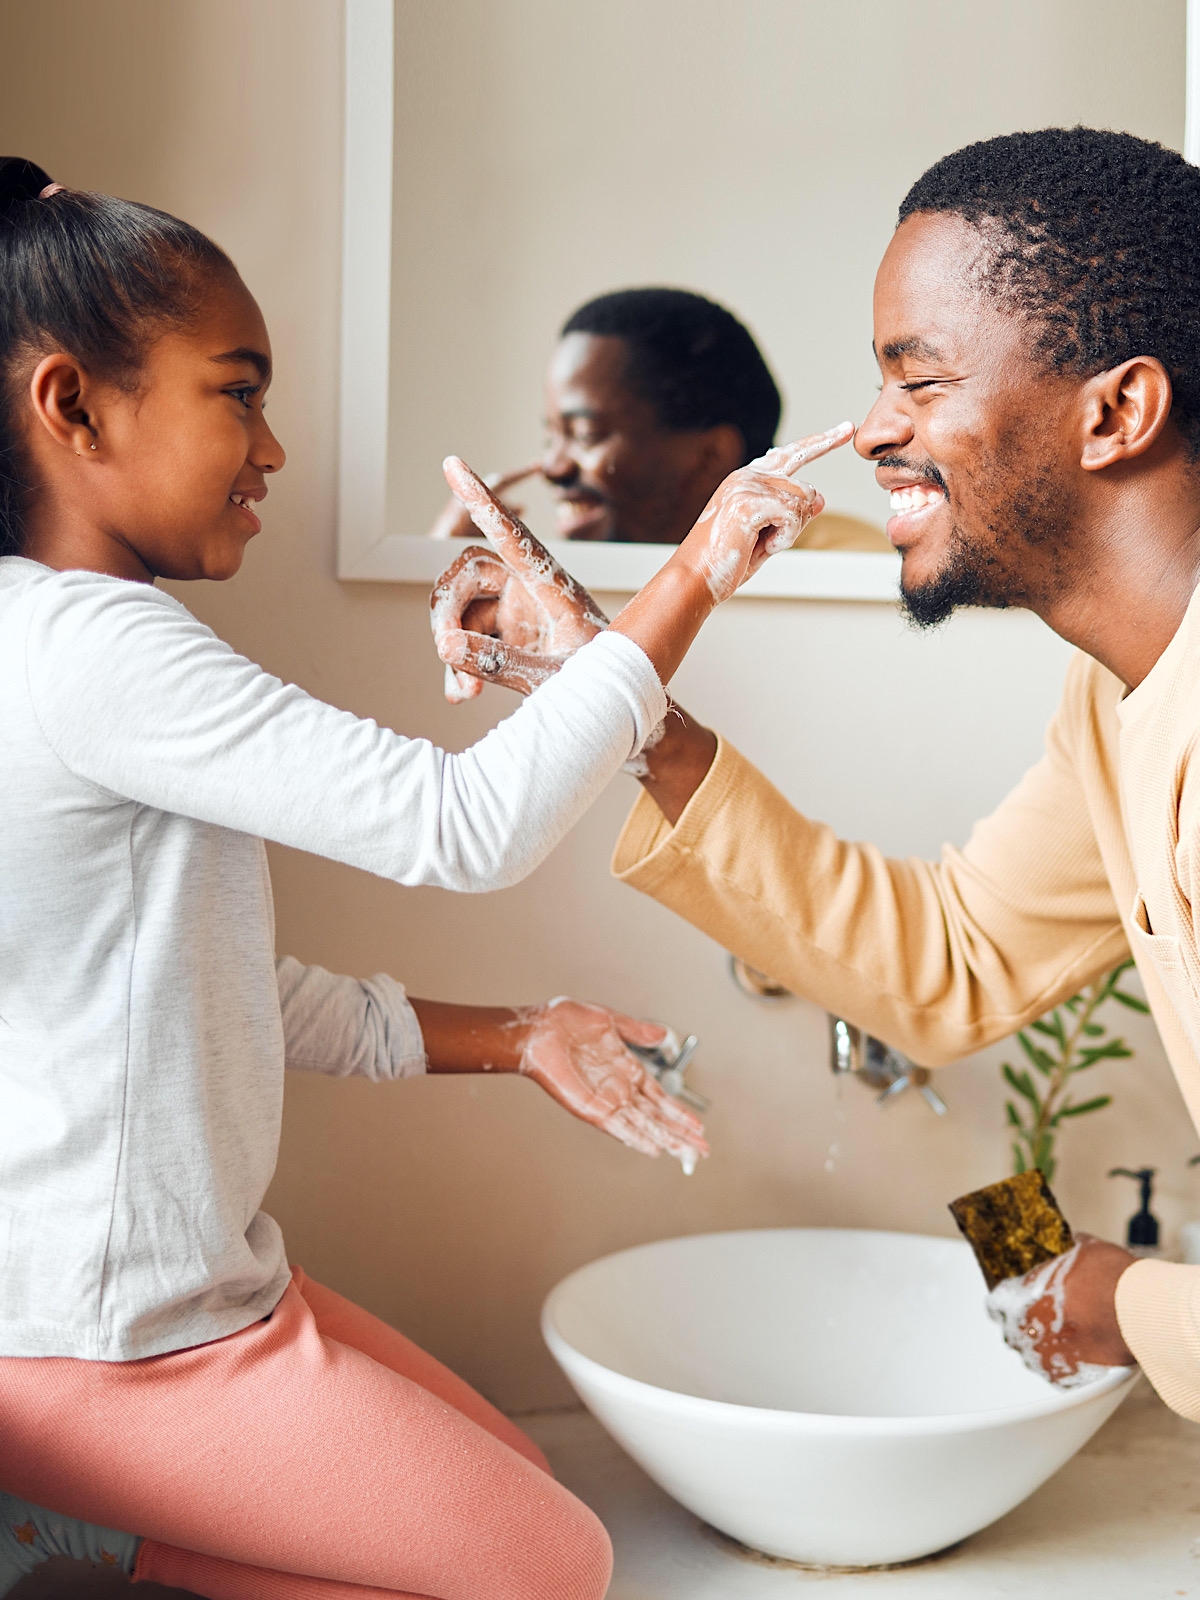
1109,1167,1159,1250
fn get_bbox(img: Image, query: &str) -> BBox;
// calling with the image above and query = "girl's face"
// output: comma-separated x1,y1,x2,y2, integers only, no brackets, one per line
24,272,285,583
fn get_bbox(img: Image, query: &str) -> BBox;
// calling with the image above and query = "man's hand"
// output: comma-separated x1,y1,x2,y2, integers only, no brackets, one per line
515,997,707,1170
987,1234,1137,1384
430,456,608,702
427,463,542,542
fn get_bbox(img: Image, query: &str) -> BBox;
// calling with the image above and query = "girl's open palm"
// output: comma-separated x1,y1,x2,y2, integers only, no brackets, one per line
517,998,707,1168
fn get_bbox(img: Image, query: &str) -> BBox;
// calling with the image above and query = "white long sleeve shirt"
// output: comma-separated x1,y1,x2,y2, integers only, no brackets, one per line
0,557,666,1359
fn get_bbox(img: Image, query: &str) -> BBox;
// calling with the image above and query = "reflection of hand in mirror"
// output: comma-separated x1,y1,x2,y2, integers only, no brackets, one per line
430,455,608,701
426,462,542,541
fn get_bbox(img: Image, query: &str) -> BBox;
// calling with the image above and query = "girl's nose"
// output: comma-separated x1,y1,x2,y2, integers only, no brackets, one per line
254,418,286,475
854,389,913,460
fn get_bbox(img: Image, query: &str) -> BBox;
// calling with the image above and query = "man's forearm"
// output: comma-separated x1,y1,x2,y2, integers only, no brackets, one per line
638,704,718,825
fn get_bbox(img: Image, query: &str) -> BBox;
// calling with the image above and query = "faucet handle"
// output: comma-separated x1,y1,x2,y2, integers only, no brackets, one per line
828,1016,947,1114
628,1033,710,1112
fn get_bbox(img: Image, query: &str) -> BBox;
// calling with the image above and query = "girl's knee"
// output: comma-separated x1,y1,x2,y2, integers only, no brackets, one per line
530,1489,612,1600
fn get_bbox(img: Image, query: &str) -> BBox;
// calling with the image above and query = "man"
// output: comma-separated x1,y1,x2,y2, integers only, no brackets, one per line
429,285,887,551
435,127,1200,1417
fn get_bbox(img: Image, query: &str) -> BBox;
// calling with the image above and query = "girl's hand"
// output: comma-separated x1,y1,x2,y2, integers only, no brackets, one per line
516,997,707,1170
670,423,855,604
605,422,854,687
430,456,607,702
427,462,541,542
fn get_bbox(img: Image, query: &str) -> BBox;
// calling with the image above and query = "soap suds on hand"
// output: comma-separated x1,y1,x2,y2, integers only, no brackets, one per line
985,1245,1129,1388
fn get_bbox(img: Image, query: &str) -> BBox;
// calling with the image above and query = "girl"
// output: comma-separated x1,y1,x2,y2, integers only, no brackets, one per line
0,157,841,1600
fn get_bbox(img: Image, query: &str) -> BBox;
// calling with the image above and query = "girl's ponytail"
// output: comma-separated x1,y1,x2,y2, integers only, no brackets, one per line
0,158,233,558
0,158,55,214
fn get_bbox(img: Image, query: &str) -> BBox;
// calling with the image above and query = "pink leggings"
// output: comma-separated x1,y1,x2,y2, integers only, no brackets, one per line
0,1268,611,1599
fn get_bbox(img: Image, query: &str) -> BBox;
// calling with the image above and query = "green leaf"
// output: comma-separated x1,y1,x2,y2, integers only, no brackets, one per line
1012,1143,1028,1175
1075,1040,1132,1067
1030,1018,1061,1040
1005,1101,1024,1129
1082,1022,1105,1036
1110,990,1150,1014
1017,1034,1056,1075
1002,1063,1041,1105
1054,1095,1112,1120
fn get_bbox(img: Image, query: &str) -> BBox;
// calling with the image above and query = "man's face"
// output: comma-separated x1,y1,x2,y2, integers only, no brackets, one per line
542,332,728,543
855,212,1082,626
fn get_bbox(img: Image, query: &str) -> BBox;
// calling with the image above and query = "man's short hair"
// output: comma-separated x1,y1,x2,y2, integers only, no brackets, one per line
898,128,1200,454
561,287,781,463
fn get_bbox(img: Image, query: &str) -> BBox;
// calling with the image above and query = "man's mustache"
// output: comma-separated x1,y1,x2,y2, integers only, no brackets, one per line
877,454,948,495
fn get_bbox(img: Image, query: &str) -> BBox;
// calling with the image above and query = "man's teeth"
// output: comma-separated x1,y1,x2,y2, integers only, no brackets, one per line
889,485,944,513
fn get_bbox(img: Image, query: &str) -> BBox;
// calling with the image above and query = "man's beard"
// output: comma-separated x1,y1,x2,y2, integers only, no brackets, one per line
897,453,1073,630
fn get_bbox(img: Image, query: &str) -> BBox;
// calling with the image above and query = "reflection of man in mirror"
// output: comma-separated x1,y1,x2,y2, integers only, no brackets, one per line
429,286,887,550
434,128,1200,1425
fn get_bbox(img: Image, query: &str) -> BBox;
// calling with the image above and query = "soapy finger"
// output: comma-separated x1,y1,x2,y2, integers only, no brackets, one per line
436,627,563,696
611,1013,670,1050
443,456,563,591
443,662,483,703
626,1091,706,1159
607,1108,663,1158
750,421,854,478
428,465,541,540
430,545,510,630
443,456,608,629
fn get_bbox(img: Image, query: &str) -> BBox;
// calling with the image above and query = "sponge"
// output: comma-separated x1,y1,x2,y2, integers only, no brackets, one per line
949,1169,1073,1291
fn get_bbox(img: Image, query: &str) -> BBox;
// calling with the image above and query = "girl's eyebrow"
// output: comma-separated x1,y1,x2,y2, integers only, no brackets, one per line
211,347,272,383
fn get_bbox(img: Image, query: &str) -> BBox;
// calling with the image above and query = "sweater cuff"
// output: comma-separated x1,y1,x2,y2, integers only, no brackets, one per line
1115,1257,1200,1420
364,972,428,1079
569,630,668,759
611,733,743,889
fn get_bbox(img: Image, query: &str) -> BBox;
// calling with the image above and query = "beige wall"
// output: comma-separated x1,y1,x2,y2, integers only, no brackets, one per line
1,1,1195,1413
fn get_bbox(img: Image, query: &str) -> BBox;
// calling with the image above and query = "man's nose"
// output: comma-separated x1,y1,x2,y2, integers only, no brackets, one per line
854,388,913,460
542,434,577,483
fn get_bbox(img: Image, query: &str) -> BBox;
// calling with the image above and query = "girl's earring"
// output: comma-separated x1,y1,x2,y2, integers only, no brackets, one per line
90,443,98,451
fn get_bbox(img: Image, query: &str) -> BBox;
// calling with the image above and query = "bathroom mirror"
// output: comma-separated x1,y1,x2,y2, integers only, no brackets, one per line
338,0,1189,597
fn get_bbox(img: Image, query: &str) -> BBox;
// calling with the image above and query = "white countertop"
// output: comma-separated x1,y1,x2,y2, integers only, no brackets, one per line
522,1382,1200,1598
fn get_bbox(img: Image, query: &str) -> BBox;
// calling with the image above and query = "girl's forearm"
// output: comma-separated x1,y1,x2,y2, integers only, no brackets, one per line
608,559,714,686
408,999,531,1074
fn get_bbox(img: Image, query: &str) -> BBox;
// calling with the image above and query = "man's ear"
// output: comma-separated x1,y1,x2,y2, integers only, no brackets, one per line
27,352,101,456
1079,356,1174,472
693,422,746,481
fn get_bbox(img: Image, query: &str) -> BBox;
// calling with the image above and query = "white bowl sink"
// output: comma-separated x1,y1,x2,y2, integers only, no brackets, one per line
542,1228,1138,1567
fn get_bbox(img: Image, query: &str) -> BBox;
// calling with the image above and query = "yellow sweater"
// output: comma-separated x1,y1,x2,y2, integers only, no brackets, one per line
612,583,1200,1420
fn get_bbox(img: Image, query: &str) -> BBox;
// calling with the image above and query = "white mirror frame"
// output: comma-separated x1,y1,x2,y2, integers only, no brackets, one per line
337,0,1200,601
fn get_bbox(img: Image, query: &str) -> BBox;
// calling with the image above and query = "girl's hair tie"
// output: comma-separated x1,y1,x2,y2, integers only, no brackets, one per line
0,156,57,218
38,183,66,199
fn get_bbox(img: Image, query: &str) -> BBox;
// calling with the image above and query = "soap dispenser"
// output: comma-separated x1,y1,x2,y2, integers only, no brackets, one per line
1108,1167,1161,1257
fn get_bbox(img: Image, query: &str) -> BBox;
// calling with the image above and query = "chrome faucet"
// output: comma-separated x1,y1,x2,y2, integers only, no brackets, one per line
627,1032,709,1112
829,1017,947,1114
